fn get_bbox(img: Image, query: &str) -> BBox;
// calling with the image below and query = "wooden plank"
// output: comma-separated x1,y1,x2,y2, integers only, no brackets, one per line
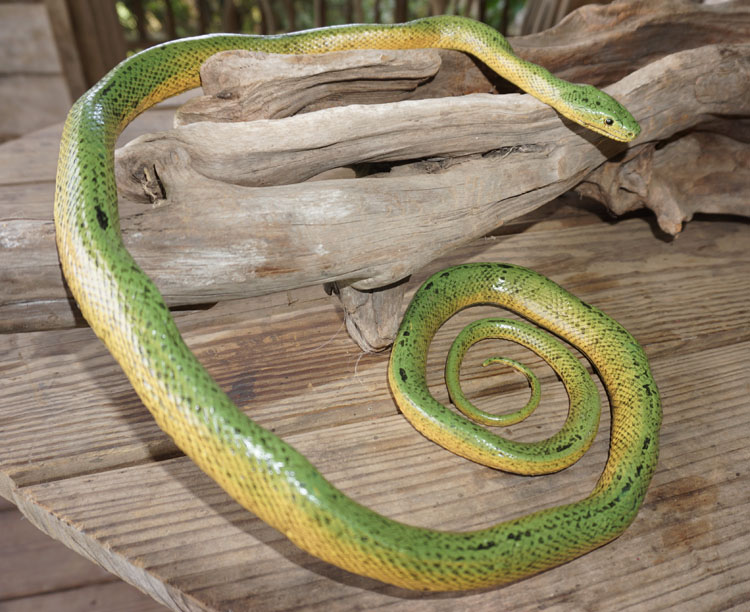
2,209,748,497
0,123,64,186
3,206,750,609
0,75,72,146
0,506,115,599
1,581,166,612
0,503,164,609
0,4,72,141
12,341,750,610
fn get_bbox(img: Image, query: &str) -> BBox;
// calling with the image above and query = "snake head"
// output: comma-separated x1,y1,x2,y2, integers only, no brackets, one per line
558,84,641,142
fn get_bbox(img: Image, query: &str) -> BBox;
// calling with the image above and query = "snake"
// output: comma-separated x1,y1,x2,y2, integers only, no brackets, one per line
54,16,659,591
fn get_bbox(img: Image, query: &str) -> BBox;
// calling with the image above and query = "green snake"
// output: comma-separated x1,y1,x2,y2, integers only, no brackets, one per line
54,16,659,591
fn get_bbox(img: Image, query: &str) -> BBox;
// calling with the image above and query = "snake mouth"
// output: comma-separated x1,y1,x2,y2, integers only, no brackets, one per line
579,120,635,143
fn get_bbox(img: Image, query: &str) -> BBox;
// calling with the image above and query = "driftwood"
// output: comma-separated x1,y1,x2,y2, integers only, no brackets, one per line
1,0,749,344
577,130,750,236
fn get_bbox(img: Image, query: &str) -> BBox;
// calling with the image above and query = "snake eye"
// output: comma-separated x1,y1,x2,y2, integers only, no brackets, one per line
605,118,614,126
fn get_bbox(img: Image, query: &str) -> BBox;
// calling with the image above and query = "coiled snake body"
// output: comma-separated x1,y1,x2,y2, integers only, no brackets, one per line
54,16,660,591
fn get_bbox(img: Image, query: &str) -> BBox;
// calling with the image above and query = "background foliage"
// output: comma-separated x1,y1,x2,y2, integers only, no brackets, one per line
116,0,527,49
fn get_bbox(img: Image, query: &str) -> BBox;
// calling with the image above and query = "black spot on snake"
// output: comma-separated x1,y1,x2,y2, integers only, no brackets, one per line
94,205,108,230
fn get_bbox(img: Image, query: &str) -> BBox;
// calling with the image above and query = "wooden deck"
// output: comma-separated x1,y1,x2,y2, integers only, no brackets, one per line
1,107,749,610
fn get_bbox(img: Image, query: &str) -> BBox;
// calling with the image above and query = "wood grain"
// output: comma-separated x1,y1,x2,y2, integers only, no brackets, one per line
174,48,460,124
0,503,165,611
0,506,113,600
3,199,749,610
0,581,166,612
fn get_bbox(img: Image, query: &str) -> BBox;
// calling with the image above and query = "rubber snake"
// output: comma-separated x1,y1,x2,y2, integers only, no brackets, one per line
54,16,661,591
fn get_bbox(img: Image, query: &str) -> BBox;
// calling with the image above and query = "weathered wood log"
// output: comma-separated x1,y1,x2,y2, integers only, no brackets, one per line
1,0,749,341
112,44,750,349
513,0,750,85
